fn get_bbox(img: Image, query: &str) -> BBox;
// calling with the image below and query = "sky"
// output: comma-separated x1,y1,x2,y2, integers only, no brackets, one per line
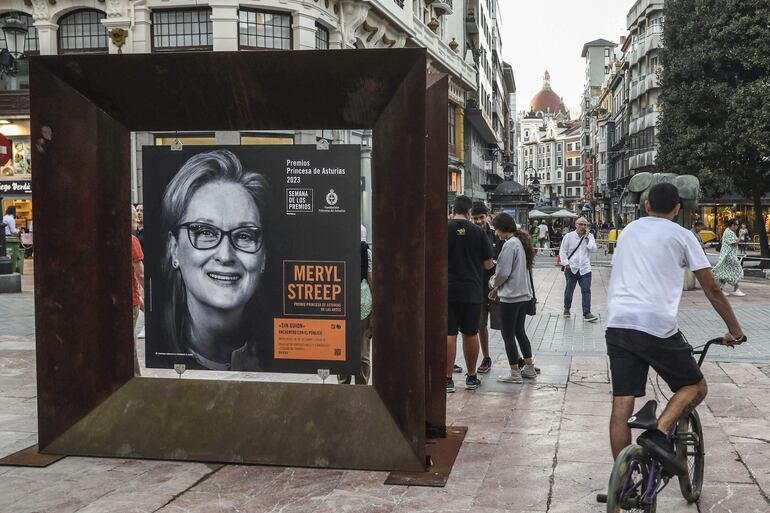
499,0,632,119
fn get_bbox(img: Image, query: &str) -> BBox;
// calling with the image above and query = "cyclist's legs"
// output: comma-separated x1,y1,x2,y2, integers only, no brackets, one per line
610,396,635,459
657,379,708,433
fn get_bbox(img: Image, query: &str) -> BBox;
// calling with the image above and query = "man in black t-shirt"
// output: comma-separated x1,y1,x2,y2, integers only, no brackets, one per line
471,203,501,374
447,196,494,392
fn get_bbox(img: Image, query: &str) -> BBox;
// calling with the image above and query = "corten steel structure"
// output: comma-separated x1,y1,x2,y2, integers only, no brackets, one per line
28,49,451,472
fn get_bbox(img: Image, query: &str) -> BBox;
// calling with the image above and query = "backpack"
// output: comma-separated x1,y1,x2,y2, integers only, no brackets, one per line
360,241,369,282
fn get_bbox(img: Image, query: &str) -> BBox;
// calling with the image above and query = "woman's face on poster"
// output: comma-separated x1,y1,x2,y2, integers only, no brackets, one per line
171,182,265,313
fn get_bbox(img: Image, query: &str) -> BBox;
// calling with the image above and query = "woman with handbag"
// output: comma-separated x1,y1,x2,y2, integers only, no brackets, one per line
488,213,537,384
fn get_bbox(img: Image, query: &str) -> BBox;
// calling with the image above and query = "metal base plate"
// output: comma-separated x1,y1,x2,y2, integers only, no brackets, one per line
0,444,66,467
384,426,467,487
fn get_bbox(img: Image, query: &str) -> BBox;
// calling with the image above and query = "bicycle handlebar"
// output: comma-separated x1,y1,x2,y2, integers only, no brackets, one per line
694,336,747,367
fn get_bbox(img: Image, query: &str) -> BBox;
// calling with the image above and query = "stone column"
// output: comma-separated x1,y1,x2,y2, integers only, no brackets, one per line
292,12,318,51
455,104,465,163
211,2,239,52
33,22,57,56
131,4,152,54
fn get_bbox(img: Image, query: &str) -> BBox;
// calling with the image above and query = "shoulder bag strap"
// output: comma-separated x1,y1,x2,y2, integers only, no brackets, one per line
528,266,536,302
567,234,587,261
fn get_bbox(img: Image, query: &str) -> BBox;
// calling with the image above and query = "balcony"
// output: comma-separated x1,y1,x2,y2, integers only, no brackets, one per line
431,0,453,16
465,8,479,35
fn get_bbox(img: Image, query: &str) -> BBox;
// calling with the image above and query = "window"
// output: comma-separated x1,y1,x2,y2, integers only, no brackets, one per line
448,103,456,155
239,9,292,50
557,171,561,179
604,66,610,75
557,143,562,152
557,186,562,195
58,9,108,54
152,8,212,51
0,12,39,55
576,157,582,166
557,156,562,166
605,48,610,57
315,23,329,50
567,187,572,196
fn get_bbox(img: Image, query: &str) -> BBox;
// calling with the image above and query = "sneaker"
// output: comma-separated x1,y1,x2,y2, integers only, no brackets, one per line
563,308,571,317
521,364,538,379
517,358,541,374
453,364,463,374
446,378,455,393
478,357,492,374
584,313,599,322
637,430,686,476
497,369,523,384
723,290,731,296
465,374,482,390
732,290,746,297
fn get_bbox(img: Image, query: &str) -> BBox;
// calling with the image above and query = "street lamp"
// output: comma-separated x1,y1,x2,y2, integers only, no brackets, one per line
0,15,28,79
523,165,541,204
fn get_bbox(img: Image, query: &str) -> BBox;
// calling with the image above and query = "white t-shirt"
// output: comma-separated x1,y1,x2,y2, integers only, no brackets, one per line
607,216,711,338
538,224,549,239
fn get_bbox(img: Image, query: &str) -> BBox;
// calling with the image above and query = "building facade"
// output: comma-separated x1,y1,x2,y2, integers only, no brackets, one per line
0,0,484,234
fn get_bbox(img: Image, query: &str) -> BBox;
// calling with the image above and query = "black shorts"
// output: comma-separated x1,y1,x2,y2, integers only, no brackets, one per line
448,302,481,336
606,328,704,397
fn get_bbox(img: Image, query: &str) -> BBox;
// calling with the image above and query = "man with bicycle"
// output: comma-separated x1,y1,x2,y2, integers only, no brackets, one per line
606,182,745,476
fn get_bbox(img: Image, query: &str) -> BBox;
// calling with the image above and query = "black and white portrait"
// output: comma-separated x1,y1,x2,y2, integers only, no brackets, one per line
143,145,362,374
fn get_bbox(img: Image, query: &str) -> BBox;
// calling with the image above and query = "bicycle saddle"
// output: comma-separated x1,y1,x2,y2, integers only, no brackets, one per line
627,400,658,430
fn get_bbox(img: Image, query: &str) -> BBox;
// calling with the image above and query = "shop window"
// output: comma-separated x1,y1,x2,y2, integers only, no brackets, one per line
239,9,292,50
57,9,108,54
315,23,329,50
151,8,213,52
0,12,38,55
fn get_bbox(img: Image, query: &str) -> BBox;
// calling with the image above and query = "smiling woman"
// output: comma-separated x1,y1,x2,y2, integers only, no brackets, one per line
159,149,270,370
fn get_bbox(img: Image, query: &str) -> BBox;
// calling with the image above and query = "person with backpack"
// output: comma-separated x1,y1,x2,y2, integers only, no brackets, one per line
339,224,373,384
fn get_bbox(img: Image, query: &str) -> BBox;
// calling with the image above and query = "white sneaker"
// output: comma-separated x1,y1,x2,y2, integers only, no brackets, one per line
498,369,523,384
731,290,746,297
722,290,731,296
521,364,538,379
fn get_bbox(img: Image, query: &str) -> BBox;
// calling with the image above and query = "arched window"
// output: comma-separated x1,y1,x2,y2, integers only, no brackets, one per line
0,12,38,55
58,9,107,54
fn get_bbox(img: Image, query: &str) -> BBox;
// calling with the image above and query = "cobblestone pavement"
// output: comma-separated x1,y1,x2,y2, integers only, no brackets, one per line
1,259,770,512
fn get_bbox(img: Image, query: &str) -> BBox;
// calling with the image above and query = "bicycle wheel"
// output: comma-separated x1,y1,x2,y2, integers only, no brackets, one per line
607,444,657,513
676,410,704,502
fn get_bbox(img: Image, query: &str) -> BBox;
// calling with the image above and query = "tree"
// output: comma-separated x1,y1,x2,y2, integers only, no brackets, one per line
657,0,770,266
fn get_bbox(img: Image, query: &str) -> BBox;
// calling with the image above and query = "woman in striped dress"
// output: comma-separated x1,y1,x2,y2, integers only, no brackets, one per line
713,219,745,297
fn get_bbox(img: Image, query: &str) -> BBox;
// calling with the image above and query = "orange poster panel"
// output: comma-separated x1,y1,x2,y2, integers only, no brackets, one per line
274,318,346,360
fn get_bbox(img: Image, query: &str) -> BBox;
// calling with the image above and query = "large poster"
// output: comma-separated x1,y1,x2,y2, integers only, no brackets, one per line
142,145,361,374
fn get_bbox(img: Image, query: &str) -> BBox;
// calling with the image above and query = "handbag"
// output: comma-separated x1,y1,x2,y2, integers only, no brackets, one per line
488,298,503,330
527,267,537,316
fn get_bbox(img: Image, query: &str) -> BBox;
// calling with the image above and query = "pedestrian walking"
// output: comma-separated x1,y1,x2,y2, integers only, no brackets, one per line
338,224,373,385
488,213,537,384
738,223,750,255
447,196,494,393
537,220,549,254
471,202,501,375
713,218,746,297
559,217,598,321
134,203,145,248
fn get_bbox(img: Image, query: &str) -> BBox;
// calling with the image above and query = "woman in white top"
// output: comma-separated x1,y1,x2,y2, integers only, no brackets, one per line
3,205,19,236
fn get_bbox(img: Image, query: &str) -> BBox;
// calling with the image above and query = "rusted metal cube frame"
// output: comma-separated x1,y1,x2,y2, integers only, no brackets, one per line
30,49,445,471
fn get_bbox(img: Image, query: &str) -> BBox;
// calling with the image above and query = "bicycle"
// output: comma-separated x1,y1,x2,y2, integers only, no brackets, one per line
598,335,746,512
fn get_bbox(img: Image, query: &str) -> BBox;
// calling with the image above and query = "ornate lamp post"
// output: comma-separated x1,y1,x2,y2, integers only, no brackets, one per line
0,15,28,79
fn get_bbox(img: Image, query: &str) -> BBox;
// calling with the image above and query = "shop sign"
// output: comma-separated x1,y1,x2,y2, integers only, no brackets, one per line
583,157,594,201
0,180,31,194
142,145,361,375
